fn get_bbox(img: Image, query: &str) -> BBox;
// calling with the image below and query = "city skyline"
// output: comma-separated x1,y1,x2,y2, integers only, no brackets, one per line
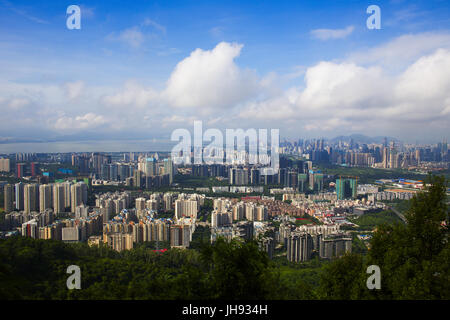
0,133,447,154
0,0,449,149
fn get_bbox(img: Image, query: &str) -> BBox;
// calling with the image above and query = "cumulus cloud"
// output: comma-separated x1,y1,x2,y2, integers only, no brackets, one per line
395,48,450,102
310,26,354,40
1,35,449,143
298,62,388,110
162,42,259,111
238,46,450,138
349,32,450,66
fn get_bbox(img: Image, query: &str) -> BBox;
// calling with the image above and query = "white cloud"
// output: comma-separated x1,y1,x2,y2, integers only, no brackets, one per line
298,61,388,110
101,81,158,107
163,42,259,111
108,19,166,49
395,48,450,102
349,32,450,66
238,46,450,139
116,27,145,48
54,113,107,130
310,26,354,40
1,35,449,142
142,18,166,34
65,81,84,100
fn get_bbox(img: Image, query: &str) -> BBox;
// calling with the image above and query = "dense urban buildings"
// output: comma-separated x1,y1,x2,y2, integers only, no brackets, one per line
0,139,448,260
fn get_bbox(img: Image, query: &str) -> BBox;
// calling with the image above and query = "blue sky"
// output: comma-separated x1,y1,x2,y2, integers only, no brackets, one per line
0,0,449,151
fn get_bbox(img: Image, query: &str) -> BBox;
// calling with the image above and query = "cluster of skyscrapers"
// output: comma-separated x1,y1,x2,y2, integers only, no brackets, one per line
280,138,449,169
3,181,88,214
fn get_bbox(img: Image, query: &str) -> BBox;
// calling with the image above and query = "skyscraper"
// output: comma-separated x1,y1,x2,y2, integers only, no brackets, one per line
4,184,14,213
0,158,11,172
163,158,174,184
16,163,25,178
336,177,358,200
144,157,157,177
170,224,191,248
174,199,198,219
287,232,313,262
39,184,52,212
71,182,87,213
53,184,65,214
30,162,39,177
134,170,143,188
24,184,39,214
15,182,24,211
382,147,389,169
63,182,72,209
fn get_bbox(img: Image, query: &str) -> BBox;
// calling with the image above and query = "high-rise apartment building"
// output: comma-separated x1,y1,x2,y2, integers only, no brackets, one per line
319,234,352,259
39,184,53,212
144,157,157,177
15,182,24,211
24,184,39,214
70,182,87,213
104,233,133,251
174,199,198,219
170,224,190,248
287,232,313,263
135,197,146,211
53,184,65,214
336,178,358,200
163,193,173,211
60,182,70,209
0,158,11,172
16,163,25,178
163,158,174,184
4,184,14,213
211,211,232,228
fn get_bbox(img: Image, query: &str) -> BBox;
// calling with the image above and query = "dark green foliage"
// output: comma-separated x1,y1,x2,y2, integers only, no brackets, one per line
190,226,211,250
199,238,279,299
350,210,403,230
0,236,281,300
317,253,366,299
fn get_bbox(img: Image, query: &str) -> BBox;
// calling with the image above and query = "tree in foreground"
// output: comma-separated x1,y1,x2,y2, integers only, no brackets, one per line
200,238,279,299
318,175,449,299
